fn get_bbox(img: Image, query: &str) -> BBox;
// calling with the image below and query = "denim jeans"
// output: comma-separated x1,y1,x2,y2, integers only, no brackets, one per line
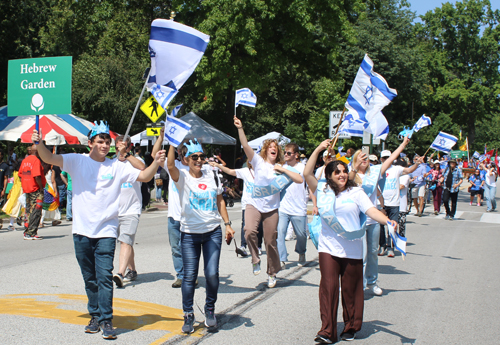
156,185,162,200
277,212,307,262
66,190,73,220
240,209,263,249
73,235,116,323
484,184,497,211
168,217,183,280
181,227,222,313
363,223,380,287
58,185,67,210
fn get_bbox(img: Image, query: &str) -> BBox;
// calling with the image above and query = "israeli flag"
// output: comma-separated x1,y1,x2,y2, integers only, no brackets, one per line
338,114,364,138
387,222,406,257
365,112,389,140
345,54,397,123
478,154,487,162
430,132,458,153
412,114,432,132
170,104,183,117
235,88,257,108
164,115,191,147
338,112,389,140
473,151,480,159
147,19,210,109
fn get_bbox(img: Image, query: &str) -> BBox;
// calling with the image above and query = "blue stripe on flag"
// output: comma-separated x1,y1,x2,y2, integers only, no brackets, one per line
438,132,457,141
344,129,364,135
150,26,208,52
431,144,452,153
238,100,256,107
166,136,181,146
380,125,389,136
360,59,372,75
160,90,177,109
360,58,397,101
168,116,191,131
346,94,367,121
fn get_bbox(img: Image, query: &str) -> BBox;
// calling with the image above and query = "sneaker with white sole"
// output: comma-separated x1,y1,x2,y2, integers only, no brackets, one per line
377,247,386,256
7,225,15,231
182,313,195,333
368,284,383,296
258,247,262,256
84,316,100,333
123,269,137,282
100,320,117,339
253,262,261,275
113,273,124,288
387,249,395,257
281,261,286,270
204,307,217,328
298,254,306,266
268,275,277,288
341,331,356,341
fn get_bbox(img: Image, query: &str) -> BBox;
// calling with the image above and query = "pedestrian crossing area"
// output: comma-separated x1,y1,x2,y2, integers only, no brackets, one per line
407,210,500,224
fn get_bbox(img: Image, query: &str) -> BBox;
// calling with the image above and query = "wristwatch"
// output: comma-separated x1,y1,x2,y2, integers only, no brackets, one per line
125,152,132,158
224,221,232,226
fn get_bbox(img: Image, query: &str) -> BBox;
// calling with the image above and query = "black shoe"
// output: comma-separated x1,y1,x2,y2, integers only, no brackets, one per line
100,320,117,339
341,331,356,341
314,334,333,344
182,313,195,333
84,316,100,333
204,307,217,328
113,273,124,288
123,269,137,282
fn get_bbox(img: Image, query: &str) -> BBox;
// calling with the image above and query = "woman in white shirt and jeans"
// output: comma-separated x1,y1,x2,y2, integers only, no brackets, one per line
234,116,303,288
482,163,497,212
304,139,397,344
167,139,235,334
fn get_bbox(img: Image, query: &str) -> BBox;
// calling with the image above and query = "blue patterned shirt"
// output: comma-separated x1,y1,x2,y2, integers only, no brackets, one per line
442,167,463,193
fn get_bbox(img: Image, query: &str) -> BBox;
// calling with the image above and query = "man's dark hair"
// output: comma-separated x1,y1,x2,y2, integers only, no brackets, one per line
285,143,299,154
89,133,111,143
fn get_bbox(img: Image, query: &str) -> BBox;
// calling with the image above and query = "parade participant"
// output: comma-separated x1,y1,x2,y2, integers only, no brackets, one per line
31,123,165,340
425,160,444,214
440,159,463,220
112,135,146,287
234,116,303,288
409,155,427,216
379,149,422,257
152,129,190,288
18,144,46,240
0,150,9,229
2,160,22,231
348,137,411,295
468,169,485,206
61,170,72,221
396,159,410,237
39,162,62,227
304,139,397,344
208,160,264,257
481,163,497,211
277,142,308,268
167,138,235,333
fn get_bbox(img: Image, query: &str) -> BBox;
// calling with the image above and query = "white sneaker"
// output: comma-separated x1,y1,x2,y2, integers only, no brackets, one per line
285,235,294,241
298,254,306,266
369,284,383,296
281,261,286,270
253,262,261,276
268,275,277,288
258,247,262,256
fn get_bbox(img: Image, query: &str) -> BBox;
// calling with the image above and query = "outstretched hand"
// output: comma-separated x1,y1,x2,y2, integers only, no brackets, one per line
234,116,242,129
317,139,331,152
155,149,166,165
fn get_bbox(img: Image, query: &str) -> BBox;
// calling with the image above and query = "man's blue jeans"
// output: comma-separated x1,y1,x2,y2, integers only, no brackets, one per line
277,212,307,262
363,223,380,287
73,235,116,323
66,190,73,220
181,227,222,313
168,217,183,280
58,185,67,210
484,184,497,211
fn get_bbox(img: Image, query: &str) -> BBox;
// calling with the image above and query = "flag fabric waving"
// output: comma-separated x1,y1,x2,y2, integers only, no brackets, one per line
338,112,389,140
345,54,397,123
473,151,480,159
412,115,432,132
147,19,210,109
235,88,257,108
170,104,183,117
164,115,191,147
459,137,468,151
430,132,458,153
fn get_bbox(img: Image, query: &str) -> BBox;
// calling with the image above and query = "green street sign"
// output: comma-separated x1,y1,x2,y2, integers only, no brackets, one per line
7,56,72,116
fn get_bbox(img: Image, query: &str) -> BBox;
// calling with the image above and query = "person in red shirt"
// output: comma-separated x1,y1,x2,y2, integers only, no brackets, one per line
18,144,46,240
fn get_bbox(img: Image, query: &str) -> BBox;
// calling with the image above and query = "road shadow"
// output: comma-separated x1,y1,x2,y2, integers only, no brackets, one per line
211,313,254,333
442,255,463,260
378,264,411,275
351,319,417,344
121,272,175,288
365,286,443,300
39,235,68,240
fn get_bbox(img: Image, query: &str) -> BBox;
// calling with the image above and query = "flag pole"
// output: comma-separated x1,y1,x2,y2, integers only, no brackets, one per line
423,146,432,157
328,107,347,158
124,70,151,141
467,137,469,163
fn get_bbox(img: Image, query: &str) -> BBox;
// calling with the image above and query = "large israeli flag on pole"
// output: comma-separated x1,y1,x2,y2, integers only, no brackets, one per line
235,88,257,108
147,19,210,109
430,132,458,153
338,114,365,138
412,114,432,132
365,112,389,140
339,112,389,140
164,115,191,147
345,54,398,123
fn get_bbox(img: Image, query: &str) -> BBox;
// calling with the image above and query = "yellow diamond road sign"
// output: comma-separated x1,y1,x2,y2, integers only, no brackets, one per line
146,127,163,136
141,95,165,123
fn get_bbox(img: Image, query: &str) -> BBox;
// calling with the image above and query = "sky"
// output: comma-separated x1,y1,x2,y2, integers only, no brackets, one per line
409,0,500,18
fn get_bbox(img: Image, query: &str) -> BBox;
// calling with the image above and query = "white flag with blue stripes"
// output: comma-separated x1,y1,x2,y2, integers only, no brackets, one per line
412,114,432,132
147,19,210,109
430,132,458,153
338,112,389,140
345,54,397,123
338,114,365,138
235,88,257,108
170,104,183,117
164,115,191,147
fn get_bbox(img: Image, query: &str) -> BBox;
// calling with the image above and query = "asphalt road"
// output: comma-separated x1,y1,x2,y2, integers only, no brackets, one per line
1,189,499,345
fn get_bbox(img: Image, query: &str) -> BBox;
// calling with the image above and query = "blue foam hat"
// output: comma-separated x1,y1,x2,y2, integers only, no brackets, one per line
88,121,110,139
184,138,203,157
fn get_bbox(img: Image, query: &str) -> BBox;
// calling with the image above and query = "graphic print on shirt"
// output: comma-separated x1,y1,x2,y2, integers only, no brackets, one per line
189,189,217,211
121,182,133,189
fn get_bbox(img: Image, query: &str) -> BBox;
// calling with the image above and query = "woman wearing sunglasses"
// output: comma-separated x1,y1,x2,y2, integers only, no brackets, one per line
304,139,397,344
167,138,235,334
234,116,303,288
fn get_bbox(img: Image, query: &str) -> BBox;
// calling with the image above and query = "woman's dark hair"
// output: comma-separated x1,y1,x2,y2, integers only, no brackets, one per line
324,160,357,195
394,158,408,168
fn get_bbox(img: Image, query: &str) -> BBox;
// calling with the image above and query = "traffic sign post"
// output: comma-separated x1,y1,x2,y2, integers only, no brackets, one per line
140,95,165,123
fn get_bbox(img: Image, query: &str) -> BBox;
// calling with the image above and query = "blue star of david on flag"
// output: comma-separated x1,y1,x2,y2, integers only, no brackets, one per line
164,115,191,147
235,88,257,108
430,132,458,153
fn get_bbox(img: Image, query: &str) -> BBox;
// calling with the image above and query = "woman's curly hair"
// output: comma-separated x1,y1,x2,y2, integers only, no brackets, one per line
324,160,357,195
259,139,284,165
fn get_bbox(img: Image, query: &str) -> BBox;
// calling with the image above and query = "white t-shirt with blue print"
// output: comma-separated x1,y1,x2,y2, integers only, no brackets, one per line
175,169,223,234
163,159,189,221
382,166,405,207
119,158,144,216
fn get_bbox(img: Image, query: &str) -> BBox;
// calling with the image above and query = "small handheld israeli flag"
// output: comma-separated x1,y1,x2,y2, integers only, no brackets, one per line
170,104,183,117
473,151,480,159
387,221,406,258
164,115,191,147
235,88,257,108
412,114,432,132
430,132,458,153
478,154,487,162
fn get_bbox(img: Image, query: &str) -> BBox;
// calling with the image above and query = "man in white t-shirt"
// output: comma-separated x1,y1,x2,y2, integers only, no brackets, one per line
380,150,422,257
31,122,166,340
277,143,308,267
112,135,145,288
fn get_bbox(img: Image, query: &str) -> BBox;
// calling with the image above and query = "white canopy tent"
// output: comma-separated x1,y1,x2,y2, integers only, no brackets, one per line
246,131,292,149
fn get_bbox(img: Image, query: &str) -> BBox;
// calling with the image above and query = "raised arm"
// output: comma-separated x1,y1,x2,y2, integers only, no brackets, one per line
304,139,331,193
136,149,166,183
31,130,64,167
151,127,165,157
167,145,180,182
209,162,236,177
403,156,424,175
381,136,410,175
234,116,254,163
